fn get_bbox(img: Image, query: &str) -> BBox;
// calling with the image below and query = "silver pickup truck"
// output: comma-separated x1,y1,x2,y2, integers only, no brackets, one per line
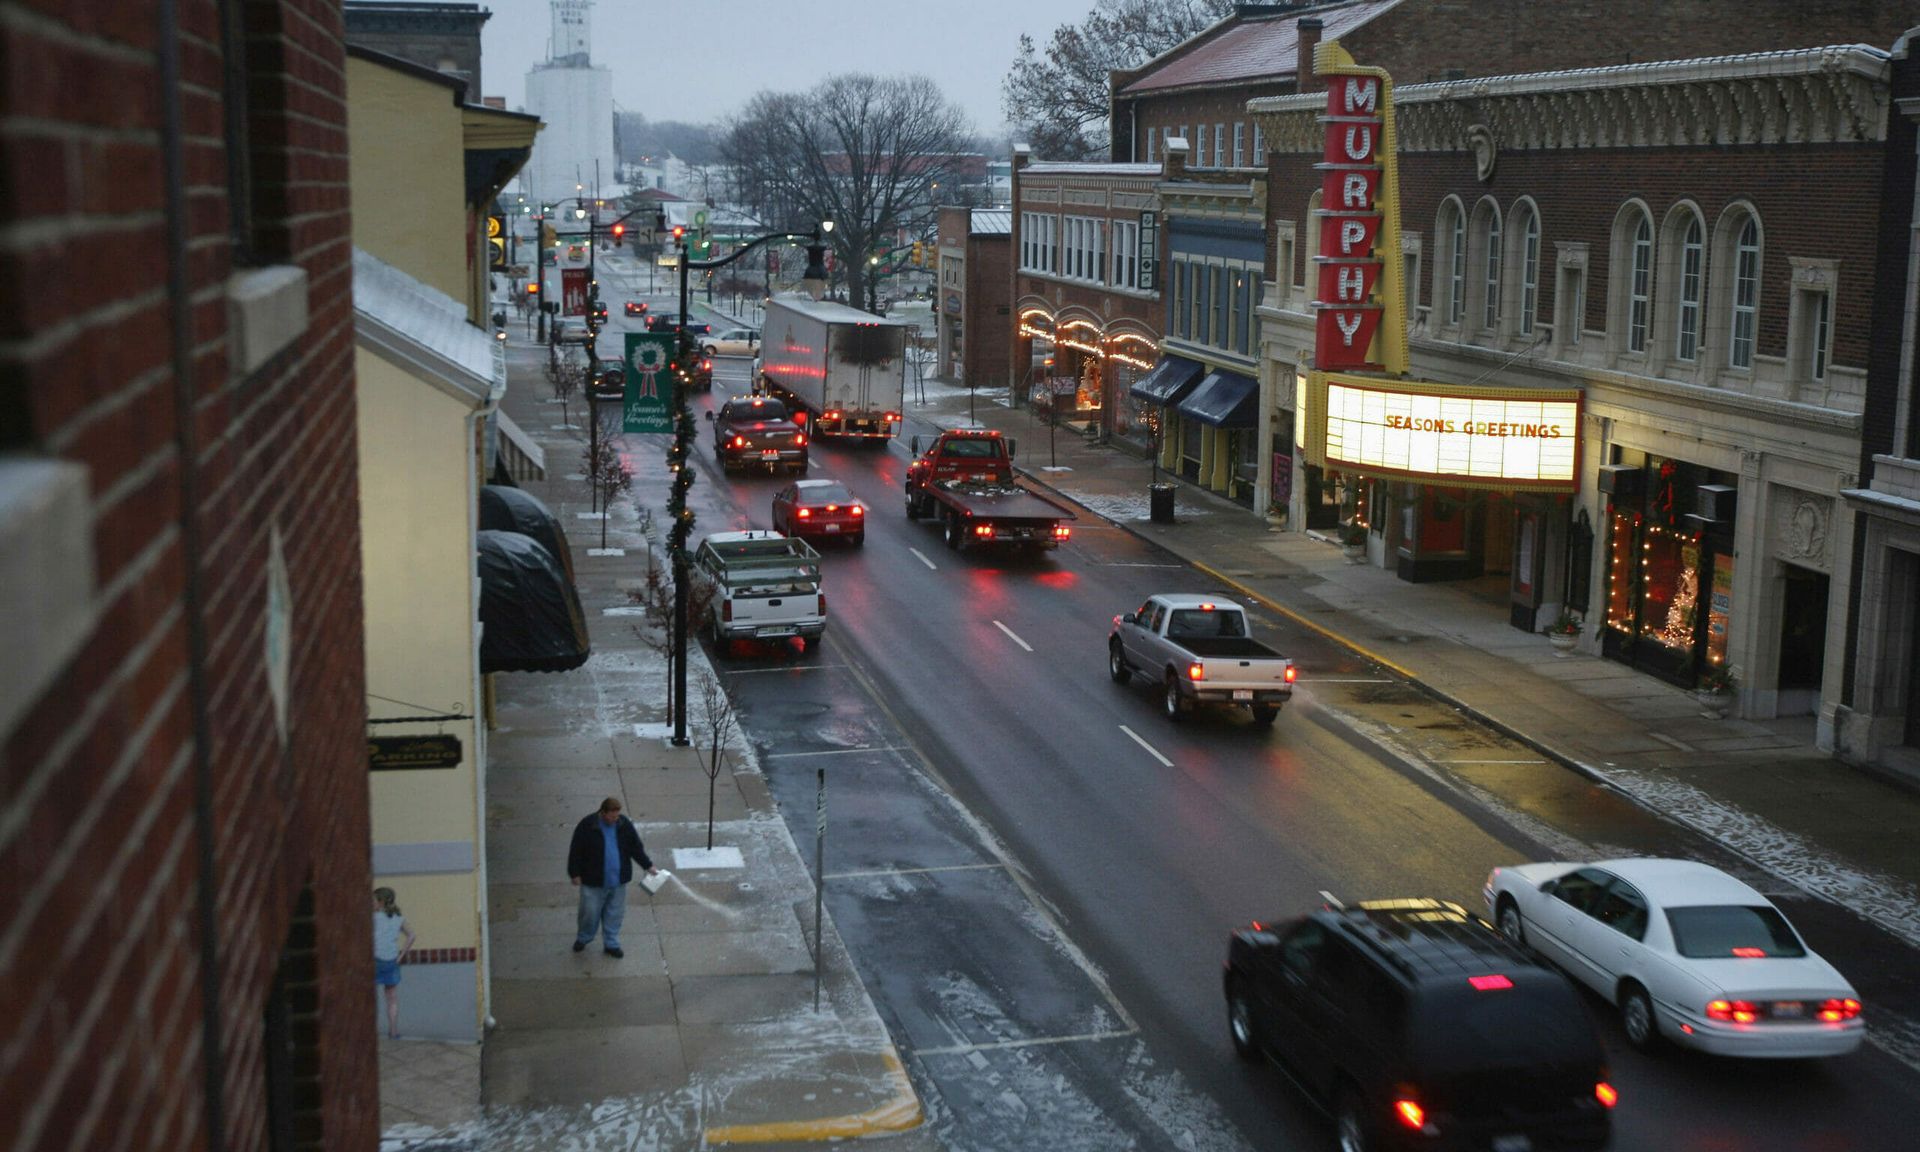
695,531,826,650
1108,594,1295,725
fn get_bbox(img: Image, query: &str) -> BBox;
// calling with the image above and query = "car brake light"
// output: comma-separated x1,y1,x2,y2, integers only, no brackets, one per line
825,409,841,420
1187,662,1204,681
1199,602,1214,611
885,412,899,422
1393,1099,1424,1130
1052,524,1070,539
731,436,747,448
852,505,864,517
1730,947,1765,958
1284,664,1297,683
722,601,732,623
795,433,807,446
1817,998,1862,1022
797,509,811,519
1468,974,1513,991
1595,1082,1618,1109
1707,999,1760,1024
818,593,826,617
974,524,994,538
702,359,712,370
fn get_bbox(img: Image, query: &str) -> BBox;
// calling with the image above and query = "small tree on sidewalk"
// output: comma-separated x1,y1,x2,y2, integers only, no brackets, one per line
547,350,583,428
581,408,631,548
692,668,739,850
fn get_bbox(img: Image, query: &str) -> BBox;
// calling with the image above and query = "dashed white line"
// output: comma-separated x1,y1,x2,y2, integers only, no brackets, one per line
826,862,1005,881
912,1028,1138,1057
1440,758,1547,765
992,620,1032,651
908,547,937,570
1118,725,1173,767
763,745,908,758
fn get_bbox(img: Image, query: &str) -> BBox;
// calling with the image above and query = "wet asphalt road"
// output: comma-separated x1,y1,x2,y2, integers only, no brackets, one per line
597,271,1920,1152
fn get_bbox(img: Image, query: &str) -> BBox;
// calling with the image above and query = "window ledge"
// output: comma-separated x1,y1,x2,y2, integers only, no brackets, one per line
0,456,97,739
227,265,310,378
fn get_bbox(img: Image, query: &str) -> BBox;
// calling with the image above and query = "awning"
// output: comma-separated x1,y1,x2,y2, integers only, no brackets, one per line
479,485,575,585
1128,355,1205,405
477,530,590,673
1177,369,1259,428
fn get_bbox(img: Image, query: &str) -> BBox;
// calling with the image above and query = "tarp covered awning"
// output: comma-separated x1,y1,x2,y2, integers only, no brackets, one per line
1177,369,1259,428
479,485,575,584
478,529,590,674
1129,355,1205,405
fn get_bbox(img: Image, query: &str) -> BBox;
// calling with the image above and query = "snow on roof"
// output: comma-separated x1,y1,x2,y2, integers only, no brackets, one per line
970,209,1011,235
352,247,501,405
1021,162,1160,177
1121,0,1404,95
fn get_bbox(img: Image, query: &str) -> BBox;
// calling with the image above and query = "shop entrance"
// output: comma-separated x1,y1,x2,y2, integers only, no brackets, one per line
1776,564,1827,716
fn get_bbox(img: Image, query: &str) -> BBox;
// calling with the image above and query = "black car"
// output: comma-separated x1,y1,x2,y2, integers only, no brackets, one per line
1224,898,1613,1152
587,356,625,401
624,300,648,317
645,312,712,337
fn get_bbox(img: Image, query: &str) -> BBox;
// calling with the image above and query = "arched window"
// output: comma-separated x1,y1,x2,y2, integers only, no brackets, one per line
1729,217,1760,369
1432,200,1466,326
1303,190,1323,293
1674,216,1703,362
1628,216,1652,353
1518,207,1540,336
1482,209,1502,330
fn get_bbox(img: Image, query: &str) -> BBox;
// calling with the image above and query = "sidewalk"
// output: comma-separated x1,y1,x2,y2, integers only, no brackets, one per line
380,326,934,1151
927,387,1920,953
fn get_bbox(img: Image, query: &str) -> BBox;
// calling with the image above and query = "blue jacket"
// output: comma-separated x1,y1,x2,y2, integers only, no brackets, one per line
567,813,654,886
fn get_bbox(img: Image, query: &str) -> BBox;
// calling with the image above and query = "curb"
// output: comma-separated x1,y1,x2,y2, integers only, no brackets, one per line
703,1050,923,1145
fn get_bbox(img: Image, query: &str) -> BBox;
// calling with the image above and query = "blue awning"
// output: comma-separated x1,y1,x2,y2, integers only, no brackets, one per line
1128,355,1205,405
1176,369,1259,428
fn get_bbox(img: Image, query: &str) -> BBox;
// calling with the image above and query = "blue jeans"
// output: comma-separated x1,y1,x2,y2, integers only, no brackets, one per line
575,883,628,950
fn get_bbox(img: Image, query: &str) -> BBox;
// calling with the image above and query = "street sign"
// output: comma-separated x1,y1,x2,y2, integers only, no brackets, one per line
368,734,463,771
622,332,677,433
562,267,589,315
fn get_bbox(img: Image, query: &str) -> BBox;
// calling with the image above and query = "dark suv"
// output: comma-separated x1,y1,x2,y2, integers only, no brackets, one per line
645,312,712,337
1224,898,1614,1152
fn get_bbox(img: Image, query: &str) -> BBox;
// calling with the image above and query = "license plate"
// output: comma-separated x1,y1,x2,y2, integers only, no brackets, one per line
761,450,779,459
1232,690,1253,701
824,524,840,533
1773,1001,1804,1018
755,627,797,638
1494,1137,1532,1152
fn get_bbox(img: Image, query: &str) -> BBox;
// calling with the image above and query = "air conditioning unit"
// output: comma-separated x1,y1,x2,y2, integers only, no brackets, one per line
1597,464,1643,505
1695,484,1737,523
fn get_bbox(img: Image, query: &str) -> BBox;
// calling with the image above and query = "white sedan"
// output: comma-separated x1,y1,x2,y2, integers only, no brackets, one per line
1484,858,1863,1058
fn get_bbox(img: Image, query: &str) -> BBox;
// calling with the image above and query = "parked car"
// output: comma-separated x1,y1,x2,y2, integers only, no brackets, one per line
772,479,865,546
707,394,807,474
586,356,625,401
703,326,760,356
1485,857,1864,1058
551,317,595,347
624,300,648,317
1225,897,1615,1152
693,530,825,651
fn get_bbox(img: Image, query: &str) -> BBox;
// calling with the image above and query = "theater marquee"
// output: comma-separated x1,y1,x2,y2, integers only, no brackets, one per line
1322,378,1581,491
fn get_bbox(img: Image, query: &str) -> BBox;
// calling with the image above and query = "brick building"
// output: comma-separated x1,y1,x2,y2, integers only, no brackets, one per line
0,0,375,1148
342,1,491,95
933,205,1012,393
1253,39,1901,742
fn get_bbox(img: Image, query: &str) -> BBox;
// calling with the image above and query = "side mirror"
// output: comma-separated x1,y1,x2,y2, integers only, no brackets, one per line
1120,612,1137,625
703,411,715,422
1007,438,1017,458
909,435,921,455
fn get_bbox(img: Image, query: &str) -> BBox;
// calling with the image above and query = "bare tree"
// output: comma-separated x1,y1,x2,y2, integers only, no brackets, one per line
721,75,971,311
582,407,631,549
547,350,583,429
1003,0,1234,158
691,668,739,850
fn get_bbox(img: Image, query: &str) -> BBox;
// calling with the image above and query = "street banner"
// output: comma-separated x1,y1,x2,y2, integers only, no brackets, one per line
562,267,589,316
622,332,677,433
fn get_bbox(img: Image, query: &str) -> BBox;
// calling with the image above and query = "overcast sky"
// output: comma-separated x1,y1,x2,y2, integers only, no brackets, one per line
470,0,1098,137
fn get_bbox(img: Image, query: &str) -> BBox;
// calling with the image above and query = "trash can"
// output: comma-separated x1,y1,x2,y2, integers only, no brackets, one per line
1149,483,1176,524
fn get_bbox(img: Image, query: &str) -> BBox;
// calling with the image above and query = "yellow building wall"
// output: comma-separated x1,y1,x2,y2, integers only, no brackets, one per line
348,56,467,301
357,345,482,951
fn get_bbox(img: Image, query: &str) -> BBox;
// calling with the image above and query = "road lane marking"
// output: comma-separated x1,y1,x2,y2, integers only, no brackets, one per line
911,1028,1138,1057
992,620,1032,651
1118,725,1173,767
1303,677,1395,683
763,746,909,758
908,547,937,570
1440,758,1547,765
826,862,1004,881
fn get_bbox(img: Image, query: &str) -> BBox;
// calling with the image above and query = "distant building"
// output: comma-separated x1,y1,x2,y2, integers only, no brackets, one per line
935,206,1012,391
343,1,492,94
525,0,615,206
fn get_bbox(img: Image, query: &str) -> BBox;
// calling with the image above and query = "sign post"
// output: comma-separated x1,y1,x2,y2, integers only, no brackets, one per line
622,332,676,434
813,766,826,1011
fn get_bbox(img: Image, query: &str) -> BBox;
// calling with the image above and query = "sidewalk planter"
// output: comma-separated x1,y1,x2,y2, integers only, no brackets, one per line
1695,688,1732,718
1342,542,1367,563
1547,631,1578,654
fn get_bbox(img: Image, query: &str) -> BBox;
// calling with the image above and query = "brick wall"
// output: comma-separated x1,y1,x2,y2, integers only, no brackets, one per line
965,234,1012,389
0,0,374,1148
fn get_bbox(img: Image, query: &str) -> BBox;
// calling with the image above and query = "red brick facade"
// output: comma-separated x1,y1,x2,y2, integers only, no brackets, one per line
0,0,373,1148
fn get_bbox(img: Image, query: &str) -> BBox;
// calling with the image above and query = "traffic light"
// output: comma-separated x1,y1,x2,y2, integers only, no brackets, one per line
611,222,626,247
911,241,923,266
671,225,686,243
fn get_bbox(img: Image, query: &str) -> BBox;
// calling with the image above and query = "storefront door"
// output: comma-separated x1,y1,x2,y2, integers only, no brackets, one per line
1777,564,1827,716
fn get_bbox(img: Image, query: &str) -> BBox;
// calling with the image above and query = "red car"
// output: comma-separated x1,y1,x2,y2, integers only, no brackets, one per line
624,300,648,317
772,479,865,546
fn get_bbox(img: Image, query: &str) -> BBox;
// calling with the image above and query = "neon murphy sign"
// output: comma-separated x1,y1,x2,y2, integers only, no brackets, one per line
1310,44,1406,375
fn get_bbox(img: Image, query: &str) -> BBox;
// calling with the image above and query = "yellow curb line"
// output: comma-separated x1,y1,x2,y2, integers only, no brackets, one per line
1187,558,1417,682
704,1049,923,1144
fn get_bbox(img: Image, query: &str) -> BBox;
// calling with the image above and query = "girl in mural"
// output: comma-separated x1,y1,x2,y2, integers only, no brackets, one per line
373,887,416,1040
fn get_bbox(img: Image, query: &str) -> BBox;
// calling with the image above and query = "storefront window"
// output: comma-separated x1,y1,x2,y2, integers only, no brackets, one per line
1639,526,1701,655
1601,453,1732,687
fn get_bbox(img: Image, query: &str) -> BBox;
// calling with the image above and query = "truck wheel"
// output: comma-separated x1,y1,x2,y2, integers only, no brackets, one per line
1250,705,1279,727
1108,641,1130,684
1162,674,1187,722
905,491,920,520
944,511,962,551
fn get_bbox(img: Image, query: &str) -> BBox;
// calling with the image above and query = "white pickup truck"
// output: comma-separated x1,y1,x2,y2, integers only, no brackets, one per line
1108,594,1296,725
694,531,826,650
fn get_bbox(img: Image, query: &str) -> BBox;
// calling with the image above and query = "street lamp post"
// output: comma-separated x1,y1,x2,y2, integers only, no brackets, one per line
666,222,832,746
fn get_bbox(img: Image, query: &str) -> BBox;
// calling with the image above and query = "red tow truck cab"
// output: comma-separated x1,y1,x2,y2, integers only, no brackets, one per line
904,429,1075,552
